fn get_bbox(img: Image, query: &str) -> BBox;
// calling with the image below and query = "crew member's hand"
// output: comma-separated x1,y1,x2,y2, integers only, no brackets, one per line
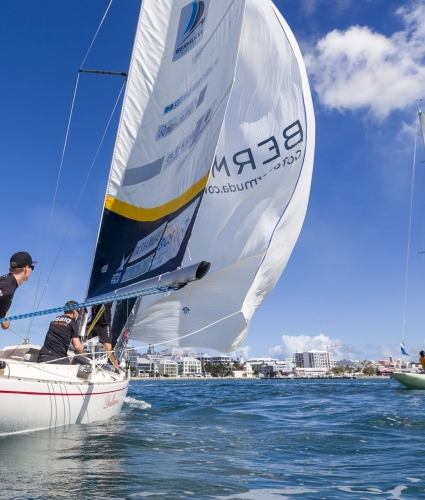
1,320,10,330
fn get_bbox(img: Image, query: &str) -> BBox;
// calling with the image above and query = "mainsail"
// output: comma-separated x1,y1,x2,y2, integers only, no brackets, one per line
87,0,246,298
88,0,315,353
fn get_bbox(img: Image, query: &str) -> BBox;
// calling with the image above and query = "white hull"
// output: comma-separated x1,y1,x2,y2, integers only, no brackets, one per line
0,352,129,436
390,372,425,389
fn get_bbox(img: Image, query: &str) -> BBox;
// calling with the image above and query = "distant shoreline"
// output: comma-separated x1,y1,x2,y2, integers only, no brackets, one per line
130,375,391,381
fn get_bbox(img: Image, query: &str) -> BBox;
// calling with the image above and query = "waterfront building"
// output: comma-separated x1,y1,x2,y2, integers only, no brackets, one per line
182,349,197,358
174,356,202,376
232,362,254,378
334,359,362,370
156,359,179,377
293,367,328,377
284,358,296,372
127,347,139,370
138,354,158,376
294,350,333,370
210,354,231,366
246,357,278,371
85,338,107,361
196,353,211,366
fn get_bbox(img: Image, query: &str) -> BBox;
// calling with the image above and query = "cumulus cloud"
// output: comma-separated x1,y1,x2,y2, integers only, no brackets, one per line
305,1,425,118
230,345,252,361
267,333,343,359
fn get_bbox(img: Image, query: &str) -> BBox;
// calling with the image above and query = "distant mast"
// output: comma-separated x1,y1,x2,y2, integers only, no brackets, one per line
419,109,425,151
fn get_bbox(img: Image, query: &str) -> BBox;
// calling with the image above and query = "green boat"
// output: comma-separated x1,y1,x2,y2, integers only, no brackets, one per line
391,372,425,389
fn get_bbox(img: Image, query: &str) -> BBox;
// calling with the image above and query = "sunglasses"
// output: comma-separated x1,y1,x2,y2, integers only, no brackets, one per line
30,265,34,271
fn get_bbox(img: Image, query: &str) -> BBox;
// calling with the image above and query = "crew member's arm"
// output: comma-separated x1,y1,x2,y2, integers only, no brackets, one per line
71,318,85,354
0,279,16,330
72,336,85,354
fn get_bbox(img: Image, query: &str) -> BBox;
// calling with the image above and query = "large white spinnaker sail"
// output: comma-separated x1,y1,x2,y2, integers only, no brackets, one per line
87,0,246,299
128,0,316,352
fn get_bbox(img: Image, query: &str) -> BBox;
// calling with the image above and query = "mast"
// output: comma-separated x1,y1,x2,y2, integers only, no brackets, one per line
419,109,425,152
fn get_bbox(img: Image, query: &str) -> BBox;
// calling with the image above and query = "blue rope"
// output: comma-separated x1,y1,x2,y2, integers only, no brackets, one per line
0,283,184,323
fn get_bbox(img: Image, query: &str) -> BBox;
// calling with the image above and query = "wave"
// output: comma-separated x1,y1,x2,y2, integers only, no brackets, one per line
124,396,152,409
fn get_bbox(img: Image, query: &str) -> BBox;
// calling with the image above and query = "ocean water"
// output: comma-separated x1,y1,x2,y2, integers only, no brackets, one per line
1,378,425,499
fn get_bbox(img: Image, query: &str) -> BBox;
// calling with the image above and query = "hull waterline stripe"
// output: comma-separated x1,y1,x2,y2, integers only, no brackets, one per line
0,387,127,397
105,172,209,221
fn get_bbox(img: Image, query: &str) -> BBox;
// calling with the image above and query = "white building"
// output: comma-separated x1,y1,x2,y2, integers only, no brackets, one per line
293,367,328,378
138,354,157,376
156,359,179,377
232,362,254,378
196,353,211,366
174,356,202,376
294,350,333,370
182,349,197,358
210,354,231,366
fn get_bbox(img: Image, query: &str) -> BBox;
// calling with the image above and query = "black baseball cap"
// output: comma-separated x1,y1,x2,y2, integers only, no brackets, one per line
10,252,37,268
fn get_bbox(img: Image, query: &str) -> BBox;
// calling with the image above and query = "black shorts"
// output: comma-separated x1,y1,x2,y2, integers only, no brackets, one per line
90,324,112,345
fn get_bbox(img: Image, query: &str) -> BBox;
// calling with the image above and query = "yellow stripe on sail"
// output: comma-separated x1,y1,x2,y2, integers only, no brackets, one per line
104,173,210,222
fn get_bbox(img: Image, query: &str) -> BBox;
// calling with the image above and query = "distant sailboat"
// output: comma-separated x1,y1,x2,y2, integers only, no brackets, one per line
391,109,425,389
0,0,315,434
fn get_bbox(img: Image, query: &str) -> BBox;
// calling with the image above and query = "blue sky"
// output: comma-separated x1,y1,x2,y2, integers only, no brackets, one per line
1,0,425,363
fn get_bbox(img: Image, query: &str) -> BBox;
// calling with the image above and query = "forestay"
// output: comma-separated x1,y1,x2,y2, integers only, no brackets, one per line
128,0,315,352
87,0,246,298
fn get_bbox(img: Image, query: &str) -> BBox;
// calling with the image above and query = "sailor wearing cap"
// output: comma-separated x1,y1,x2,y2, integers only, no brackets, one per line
0,252,37,330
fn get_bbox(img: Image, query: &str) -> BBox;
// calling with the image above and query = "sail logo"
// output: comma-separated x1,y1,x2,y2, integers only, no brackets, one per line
173,0,210,62
129,223,167,263
163,101,216,170
156,86,207,141
164,59,217,114
150,199,200,271
121,255,154,283
111,252,132,285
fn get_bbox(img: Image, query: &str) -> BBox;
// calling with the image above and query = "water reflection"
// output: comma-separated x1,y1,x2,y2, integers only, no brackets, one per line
0,418,128,499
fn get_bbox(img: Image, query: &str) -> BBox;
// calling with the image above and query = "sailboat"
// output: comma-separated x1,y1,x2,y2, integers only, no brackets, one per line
391,109,425,390
0,0,314,435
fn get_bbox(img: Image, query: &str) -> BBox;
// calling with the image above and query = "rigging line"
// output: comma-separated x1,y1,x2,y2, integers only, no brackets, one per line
27,0,114,337
33,80,126,314
0,283,184,323
27,73,81,339
8,327,26,341
80,0,114,69
402,115,419,342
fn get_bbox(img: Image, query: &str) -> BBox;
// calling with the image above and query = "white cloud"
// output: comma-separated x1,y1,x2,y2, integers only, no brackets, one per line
267,333,343,359
305,1,425,118
230,345,251,361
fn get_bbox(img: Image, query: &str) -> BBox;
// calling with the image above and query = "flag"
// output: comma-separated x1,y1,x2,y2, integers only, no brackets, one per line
400,342,409,356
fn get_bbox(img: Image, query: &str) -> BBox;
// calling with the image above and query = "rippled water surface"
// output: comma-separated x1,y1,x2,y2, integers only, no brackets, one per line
1,378,425,499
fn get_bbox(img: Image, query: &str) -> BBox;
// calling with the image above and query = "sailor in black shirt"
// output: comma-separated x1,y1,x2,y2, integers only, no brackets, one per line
87,302,120,372
37,301,85,365
0,251,36,330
